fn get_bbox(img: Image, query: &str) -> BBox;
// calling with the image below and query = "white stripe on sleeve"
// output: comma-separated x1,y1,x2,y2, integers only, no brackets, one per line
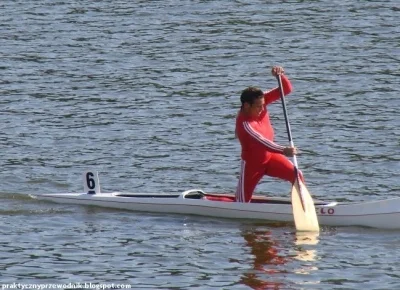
243,122,285,153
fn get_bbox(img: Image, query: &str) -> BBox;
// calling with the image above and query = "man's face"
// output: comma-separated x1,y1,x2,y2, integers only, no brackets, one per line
245,97,264,118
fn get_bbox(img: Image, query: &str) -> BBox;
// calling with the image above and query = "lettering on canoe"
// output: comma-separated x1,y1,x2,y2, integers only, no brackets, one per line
317,207,335,215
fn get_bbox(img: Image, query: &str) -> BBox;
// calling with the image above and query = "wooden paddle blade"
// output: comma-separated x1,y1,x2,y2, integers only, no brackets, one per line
291,179,320,232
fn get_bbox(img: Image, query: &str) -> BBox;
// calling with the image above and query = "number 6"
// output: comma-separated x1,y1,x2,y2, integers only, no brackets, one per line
83,171,100,194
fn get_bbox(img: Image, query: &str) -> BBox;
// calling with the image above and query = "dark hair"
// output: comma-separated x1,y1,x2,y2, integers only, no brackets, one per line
240,87,264,106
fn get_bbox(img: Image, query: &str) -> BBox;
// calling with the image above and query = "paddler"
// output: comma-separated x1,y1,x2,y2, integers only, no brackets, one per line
235,66,303,203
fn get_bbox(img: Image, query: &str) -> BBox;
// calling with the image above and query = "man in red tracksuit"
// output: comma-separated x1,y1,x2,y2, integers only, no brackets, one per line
235,66,301,203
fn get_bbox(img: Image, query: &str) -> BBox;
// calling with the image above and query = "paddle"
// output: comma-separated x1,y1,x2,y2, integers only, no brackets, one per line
276,75,320,232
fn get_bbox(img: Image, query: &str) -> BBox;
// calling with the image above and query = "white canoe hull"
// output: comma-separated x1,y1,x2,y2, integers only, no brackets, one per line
31,190,400,229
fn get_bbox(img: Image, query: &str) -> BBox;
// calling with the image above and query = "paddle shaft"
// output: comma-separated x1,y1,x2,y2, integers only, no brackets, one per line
276,75,298,168
276,74,320,232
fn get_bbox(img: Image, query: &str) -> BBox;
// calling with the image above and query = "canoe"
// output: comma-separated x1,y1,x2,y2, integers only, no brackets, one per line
30,171,400,229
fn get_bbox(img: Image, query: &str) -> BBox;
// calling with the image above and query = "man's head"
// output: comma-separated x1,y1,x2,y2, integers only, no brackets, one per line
240,87,265,117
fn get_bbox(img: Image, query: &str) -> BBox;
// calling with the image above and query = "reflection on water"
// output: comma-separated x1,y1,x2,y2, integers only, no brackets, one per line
238,229,320,289
294,232,319,262
294,232,320,277
239,229,287,290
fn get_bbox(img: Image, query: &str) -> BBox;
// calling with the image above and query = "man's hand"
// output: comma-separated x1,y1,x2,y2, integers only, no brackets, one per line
283,146,297,157
271,66,285,77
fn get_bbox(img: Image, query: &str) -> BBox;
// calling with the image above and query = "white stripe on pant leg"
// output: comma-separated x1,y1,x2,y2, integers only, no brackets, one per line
235,161,242,202
235,160,246,202
241,160,246,202
235,161,241,202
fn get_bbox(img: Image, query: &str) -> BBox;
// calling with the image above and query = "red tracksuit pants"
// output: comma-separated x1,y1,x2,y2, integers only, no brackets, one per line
235,153,304,203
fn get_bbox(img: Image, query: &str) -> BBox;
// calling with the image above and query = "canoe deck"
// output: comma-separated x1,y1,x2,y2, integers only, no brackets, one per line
115,191,330,205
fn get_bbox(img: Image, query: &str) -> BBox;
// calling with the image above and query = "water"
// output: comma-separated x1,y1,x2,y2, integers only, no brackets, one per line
0,0,399,288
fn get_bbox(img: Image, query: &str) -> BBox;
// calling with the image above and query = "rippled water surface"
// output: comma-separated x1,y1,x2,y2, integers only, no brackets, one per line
1,0,399,289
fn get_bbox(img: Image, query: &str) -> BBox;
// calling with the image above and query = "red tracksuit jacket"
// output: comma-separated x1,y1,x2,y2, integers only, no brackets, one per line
235,75,293,165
